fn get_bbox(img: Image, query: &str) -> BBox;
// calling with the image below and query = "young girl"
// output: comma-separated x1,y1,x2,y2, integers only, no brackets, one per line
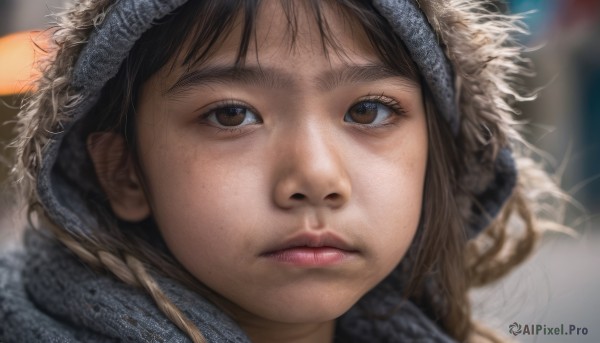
0,0,562,342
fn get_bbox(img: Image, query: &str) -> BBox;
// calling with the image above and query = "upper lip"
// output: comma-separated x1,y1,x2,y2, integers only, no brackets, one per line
261,231,357,255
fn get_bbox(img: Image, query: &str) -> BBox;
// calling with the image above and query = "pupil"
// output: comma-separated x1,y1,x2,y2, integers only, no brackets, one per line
351,102,378,124
216,107,246,126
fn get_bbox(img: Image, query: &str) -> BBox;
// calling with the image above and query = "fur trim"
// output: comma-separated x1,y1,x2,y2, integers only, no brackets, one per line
11,0,115,204
417,0,563,234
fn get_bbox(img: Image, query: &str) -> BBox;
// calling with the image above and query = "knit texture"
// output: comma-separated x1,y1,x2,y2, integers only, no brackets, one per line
0,230,456,342
372,0,459,134
0,231,250,343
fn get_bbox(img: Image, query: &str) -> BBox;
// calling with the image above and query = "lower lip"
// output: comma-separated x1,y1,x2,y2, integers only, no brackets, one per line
263,247,353,267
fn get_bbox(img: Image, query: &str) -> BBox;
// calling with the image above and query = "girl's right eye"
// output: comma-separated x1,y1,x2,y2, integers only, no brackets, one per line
202,104,262,128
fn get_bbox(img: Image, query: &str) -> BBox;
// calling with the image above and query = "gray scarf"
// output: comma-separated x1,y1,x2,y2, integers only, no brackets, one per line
0,229,455,342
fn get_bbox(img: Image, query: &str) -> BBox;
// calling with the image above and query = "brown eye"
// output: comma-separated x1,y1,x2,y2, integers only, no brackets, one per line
215,107,248,126
344,101,393,125
206,105,261,127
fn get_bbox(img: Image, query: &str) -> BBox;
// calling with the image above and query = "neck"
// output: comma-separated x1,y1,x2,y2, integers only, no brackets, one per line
240,319,335,343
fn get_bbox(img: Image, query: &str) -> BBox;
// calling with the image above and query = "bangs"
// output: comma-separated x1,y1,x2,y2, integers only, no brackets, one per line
87,0,421,134
131,0,419,85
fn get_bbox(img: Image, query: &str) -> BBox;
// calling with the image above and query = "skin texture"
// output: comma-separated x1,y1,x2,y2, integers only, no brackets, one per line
89,1,428,342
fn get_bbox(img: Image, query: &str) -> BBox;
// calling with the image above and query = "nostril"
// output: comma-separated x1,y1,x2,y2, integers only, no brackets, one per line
291,193,306,200
324,193,341,202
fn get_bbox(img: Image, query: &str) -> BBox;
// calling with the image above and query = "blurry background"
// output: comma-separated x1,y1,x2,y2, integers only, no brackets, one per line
0,0,599,341
472,1,600,342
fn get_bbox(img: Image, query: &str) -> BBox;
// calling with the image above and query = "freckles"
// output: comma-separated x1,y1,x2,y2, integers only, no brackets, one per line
357,147,424,252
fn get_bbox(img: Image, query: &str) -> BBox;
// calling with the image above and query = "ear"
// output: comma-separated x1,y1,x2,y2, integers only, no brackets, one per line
87,132,151,222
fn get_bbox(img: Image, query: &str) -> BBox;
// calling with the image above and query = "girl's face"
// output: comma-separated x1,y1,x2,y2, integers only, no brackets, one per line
131,0,426,331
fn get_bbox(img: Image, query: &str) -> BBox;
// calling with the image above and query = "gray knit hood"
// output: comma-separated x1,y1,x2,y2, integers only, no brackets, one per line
16,0,524,242
2,0,541,342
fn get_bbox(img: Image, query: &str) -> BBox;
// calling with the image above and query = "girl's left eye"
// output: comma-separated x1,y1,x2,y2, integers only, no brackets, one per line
344,98,403,126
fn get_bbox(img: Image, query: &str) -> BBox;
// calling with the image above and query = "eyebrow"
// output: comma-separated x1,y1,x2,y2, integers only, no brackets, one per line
164,65,294,96
164,64,417,97
317,64,417,91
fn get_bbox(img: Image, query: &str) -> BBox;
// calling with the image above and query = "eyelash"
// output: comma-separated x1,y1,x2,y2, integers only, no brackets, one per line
345,93,408,129
366,94,406,115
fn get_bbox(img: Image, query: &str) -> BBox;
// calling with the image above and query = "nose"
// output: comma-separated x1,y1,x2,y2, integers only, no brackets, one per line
272,123,351,210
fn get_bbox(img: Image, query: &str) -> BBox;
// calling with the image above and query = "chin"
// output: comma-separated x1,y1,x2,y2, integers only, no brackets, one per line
248,290,361,324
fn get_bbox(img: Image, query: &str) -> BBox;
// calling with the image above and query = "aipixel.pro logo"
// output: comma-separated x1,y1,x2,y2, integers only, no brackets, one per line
508,322,589,337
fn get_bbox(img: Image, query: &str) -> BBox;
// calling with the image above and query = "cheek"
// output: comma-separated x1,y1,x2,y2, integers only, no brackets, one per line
365,167,424,269
138,136,265,275
350,127,427,270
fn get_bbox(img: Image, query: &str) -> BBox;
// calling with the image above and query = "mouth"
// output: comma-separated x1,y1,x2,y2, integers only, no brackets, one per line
260,232,359,267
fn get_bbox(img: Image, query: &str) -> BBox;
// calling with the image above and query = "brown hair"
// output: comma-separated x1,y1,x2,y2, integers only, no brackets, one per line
13,0,564,342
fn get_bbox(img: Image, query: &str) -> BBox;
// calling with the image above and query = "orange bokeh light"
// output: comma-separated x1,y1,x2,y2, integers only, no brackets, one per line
0,30,50,96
